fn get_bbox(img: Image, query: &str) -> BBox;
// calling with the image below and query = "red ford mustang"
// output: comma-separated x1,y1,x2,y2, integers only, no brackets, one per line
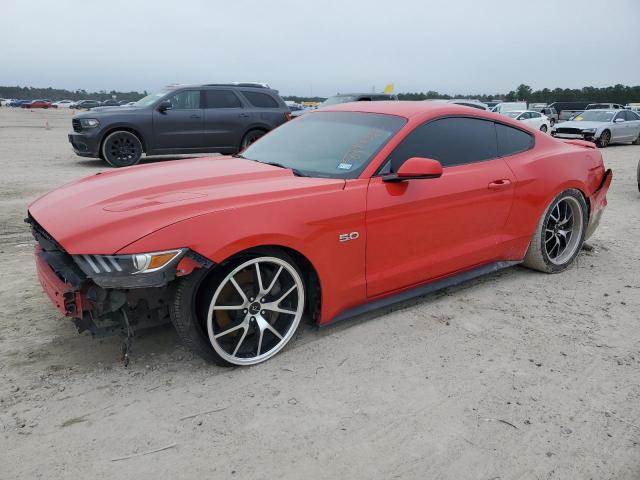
27,102,612,366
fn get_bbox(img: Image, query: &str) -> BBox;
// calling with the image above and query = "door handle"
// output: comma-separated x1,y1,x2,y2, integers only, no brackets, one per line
239,113,250,118
190,114,201,119
488,179,512,190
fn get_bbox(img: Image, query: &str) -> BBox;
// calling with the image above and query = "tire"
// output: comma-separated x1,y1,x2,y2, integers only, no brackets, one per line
633,131,640,145
101,130,143,167
550,119,556,127
540,124,548,133
169,249,305,366
240,129,266,151
597,130,611,148
522,189,588,273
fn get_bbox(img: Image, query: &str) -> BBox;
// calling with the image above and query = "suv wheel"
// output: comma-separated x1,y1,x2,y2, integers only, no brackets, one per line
240,129,265,151
102,131,143,167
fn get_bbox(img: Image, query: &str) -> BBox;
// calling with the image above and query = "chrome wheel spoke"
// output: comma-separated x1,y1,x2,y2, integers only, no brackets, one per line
230,276,248,302
232,327,248,356
214,322,245,339
212,304,245,311
264,265,283,295
254,262,265,293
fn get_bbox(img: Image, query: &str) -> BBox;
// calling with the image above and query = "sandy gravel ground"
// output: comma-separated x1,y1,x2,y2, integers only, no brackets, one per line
1,108,639,480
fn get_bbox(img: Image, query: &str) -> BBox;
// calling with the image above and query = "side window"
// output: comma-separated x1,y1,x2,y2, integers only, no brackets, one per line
386,117,497,172
530,112,541,118
614,112,626,122
627,110,640,120
496,123,534,157
166,90,201,110
205,90,241,108
241,91,279,108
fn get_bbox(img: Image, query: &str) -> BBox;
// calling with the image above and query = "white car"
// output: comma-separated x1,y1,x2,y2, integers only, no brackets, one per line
502,110,551,133
53,100,75,108
491,101,527,113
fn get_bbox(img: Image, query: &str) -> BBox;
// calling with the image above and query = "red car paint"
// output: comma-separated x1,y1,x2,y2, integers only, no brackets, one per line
29,102,611,326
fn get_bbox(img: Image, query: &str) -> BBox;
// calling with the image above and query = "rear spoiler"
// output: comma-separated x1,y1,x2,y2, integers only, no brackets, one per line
561,139,596,149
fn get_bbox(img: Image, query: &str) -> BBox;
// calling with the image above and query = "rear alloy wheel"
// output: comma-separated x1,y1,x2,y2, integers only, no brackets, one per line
597,130,611,148
523,189,587,273
550,119,556,127
170,252,305,366
240,129,265,150
102,130,143,167
540,124,548,133
633,131,640,145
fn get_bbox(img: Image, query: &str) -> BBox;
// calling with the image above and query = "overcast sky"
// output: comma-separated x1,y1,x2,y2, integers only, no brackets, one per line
2,0,639,97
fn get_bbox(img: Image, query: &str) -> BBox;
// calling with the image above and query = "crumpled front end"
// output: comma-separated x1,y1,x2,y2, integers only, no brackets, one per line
27,215,208,337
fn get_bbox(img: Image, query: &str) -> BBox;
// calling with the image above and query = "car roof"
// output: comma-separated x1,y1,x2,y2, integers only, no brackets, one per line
317,100,494,119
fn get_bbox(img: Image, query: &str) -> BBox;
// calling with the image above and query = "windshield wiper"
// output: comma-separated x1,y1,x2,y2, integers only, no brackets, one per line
261,161,307,177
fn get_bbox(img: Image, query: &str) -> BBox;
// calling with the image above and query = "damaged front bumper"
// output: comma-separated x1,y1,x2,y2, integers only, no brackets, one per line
28,215,211,337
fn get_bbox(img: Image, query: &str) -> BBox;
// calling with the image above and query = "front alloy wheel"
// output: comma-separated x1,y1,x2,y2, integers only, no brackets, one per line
206,257,304,365
597,130,610,148
102,131,143,167
169,252,305,366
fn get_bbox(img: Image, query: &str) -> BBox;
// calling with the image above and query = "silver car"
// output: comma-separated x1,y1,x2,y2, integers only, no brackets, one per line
551,109,640,147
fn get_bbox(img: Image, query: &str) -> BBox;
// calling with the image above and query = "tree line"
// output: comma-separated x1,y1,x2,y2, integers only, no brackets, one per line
3,84,639,105
286,84,640,105
0,86,146,102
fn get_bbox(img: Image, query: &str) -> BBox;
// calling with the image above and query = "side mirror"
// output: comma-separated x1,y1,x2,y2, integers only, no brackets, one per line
614,118,625,123
383,157,443,183
157,100,172,112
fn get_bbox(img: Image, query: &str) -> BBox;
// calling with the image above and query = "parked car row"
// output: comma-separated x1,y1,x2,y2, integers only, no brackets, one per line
0,98,138,109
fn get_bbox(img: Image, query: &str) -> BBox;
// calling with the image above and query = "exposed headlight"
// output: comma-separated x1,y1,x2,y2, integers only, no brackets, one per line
581,128,596,134
73,249,185,288
80,118,99,128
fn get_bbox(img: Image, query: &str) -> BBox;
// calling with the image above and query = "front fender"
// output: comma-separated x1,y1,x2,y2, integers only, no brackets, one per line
117,180,370,323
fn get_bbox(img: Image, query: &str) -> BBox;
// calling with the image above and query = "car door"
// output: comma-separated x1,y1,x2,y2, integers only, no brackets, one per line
528,112,544,129
365,117,516,298
202,89,248,149
626,110,640,141
152,89,204,150
611,111,629,141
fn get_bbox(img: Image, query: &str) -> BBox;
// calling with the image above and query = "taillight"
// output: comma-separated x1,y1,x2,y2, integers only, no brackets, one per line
284,112,292,121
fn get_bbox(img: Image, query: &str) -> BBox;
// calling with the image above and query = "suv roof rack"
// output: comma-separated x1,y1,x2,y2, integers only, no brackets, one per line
204,82,270,89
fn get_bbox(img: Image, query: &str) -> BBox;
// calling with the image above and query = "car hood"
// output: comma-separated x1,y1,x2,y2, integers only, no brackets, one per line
78,106,140,115
555,120,607,130
29,157,345,254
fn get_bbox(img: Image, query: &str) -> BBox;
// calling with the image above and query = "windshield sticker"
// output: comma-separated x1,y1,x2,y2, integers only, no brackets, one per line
337,163,353,170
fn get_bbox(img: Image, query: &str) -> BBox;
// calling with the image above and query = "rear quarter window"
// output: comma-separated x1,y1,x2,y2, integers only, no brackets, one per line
495,123,534,157
241,91,280,108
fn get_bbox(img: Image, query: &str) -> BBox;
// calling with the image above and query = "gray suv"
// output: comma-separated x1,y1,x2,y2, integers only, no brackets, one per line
69,83,290,167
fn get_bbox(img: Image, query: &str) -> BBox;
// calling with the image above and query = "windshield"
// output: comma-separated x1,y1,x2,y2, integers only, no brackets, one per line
318,95,358,107
504,111,523,118
572,111,615,122
241,111,406,179
134,88,173,107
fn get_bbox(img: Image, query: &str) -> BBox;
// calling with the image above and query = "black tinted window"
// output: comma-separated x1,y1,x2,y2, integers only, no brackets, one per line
241,91,279,108
166,90,200,109
496,123,533,157
205,90,241,108
388,117,497,171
